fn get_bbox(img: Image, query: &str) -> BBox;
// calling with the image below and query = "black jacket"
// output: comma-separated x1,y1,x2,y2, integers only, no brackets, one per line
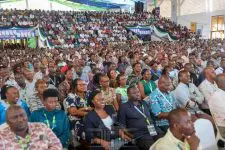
85,105,118,143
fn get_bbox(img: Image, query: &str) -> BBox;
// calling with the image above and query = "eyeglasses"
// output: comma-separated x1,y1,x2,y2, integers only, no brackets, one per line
77,84,87,86
120,77,126,80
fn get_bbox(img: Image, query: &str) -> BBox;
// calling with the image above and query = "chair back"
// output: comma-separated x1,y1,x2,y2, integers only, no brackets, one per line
194,119,217,150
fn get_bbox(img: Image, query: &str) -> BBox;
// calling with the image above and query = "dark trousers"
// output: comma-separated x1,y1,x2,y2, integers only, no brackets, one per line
136,139,155,150
201,109,212,116
89,142,139,150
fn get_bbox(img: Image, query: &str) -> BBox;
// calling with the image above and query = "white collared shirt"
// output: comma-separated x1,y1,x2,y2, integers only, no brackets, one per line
208,89,225,126
173,83,204,113
198,79,218,109
215,67,224,75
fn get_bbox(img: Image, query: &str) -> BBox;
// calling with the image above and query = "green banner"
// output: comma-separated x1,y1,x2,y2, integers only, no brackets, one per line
0,0,23,3
154,0,157,7
27,37,37,49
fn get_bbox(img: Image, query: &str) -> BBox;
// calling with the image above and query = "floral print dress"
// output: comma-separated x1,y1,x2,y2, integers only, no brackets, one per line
65,91,91,140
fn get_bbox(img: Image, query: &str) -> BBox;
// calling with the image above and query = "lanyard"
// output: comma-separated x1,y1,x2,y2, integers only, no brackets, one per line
134,105,151,125
23,89,27,101
80,97,88,107
16,135,31,150
50,76,56,86
177,141,190,150
143,80,152,92
119,87,127,96
156,89,173,107
43,113,56,130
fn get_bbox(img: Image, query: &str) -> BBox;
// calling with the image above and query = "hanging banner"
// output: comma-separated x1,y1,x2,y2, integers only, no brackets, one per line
0,27,38,40
27,37,37,49
126,25,152,35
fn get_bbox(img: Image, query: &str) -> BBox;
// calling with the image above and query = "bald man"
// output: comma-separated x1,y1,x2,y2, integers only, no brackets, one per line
209,74,225,130
198,67,218,114
215,59,225,75
0,105,62,149
154,108,201,150
148,75,178,132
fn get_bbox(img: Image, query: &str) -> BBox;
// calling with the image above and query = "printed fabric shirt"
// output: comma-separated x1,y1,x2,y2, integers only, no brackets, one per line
58,80,71,102
115,86,129,104
148,88,178,127
101,88,116,106
126,73,142,86
65,91,91,121
0,123,62,150
0,100,30,125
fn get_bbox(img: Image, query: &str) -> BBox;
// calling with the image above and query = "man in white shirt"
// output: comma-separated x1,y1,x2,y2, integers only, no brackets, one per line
173,70,204,114
23,68,37,99
215,58,225,75
198,67,218,115
209,74,225,127
173,70,213,123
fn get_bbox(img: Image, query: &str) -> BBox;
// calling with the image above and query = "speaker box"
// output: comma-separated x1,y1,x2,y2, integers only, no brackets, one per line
135,1,144,13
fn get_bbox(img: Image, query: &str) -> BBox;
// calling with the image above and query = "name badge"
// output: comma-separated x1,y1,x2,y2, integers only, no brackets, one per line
147,125,157,136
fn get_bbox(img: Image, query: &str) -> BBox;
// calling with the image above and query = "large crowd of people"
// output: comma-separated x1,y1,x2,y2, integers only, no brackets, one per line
0,8,225,150
0,9,193,48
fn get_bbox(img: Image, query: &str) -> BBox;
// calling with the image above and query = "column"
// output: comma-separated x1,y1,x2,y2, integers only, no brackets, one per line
50,2,52,11
177,0,180,16
171,0,177,23
26,0,29,9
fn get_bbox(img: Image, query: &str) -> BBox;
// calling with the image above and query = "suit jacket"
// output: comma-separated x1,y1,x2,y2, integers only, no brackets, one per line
85,105,118,143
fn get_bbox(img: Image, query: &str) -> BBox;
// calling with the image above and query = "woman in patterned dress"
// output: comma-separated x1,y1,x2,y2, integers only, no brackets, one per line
99,75,119,111
65,78,92,141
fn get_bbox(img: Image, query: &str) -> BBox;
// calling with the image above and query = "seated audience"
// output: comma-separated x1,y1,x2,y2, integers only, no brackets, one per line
99,75,119,111
118,86,162,150
0,85,30,125
108,69,118,88
127,62,142,86
209,74,225,126
30,89,70,148
85,90,132,150
148,75,178,132
65,79,92,141
27,79,48,112
58,69,73,102
198,67,218,115
173,70,214,124
115,74,129,105
150,61,161,81
154,108,201,150
184,63,200,87
0,105,62,149
138,69,157,99
215,58,225,75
